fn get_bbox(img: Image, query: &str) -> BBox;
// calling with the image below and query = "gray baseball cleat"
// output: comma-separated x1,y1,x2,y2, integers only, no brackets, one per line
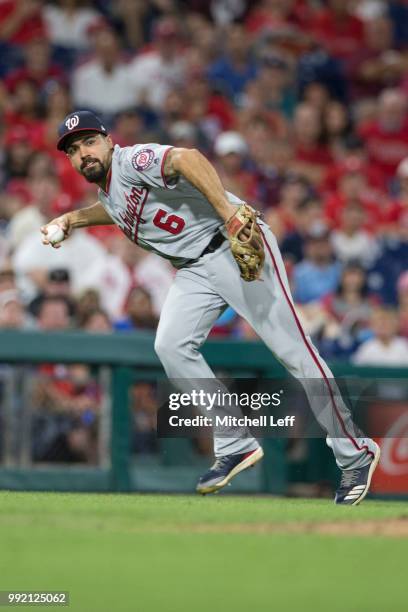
196,447,264,495
335,443,381,506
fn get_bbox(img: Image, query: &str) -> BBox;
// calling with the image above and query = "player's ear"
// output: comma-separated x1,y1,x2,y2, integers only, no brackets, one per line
106,135,113,148
65,152,75,168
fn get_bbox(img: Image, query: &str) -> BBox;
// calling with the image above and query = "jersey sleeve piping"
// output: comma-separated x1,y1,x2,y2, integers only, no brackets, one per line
161,146,175,189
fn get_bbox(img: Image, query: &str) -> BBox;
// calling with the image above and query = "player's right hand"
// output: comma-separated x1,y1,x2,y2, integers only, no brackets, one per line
41,214,72,249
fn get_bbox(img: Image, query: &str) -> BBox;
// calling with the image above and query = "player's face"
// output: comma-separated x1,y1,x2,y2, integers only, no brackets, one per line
65,133,113,184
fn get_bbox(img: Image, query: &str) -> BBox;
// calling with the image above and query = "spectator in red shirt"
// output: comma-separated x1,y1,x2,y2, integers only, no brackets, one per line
249,137,295,209
381,156,408,237
323,135,388,195
291,102,332,187
31,81,72,150
310,0,364,64
346,15,406,101
359,88,408,184
5,39,64,95
246,0,302,33
245,0,311,52
4,78,42,132
324,168,383,232
275,178,316,236
0,0,45,45
3,125,37,180
25,81,87,205
32,361,101,464
323,100,353,159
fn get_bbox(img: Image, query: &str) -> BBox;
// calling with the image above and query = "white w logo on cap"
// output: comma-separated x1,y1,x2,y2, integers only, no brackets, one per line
65,115,79,130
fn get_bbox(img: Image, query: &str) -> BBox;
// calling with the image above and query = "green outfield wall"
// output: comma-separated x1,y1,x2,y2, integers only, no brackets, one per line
0,330,406,496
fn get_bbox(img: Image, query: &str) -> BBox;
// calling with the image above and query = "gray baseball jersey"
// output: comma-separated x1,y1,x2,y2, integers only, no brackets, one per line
97,144,378,474
98,143,244,267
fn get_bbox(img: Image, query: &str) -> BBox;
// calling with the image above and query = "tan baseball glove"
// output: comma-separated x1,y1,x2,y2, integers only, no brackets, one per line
225,204,265,282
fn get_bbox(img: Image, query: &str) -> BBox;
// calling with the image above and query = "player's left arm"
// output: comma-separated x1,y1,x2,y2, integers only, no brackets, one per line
164,147,264,281
163,148,237,223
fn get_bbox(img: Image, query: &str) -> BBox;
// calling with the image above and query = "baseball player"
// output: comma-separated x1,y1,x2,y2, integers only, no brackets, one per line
42,111,380,505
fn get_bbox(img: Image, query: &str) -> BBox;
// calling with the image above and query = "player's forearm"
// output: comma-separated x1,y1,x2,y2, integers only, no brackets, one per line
171,149,237,223
69,201,114,228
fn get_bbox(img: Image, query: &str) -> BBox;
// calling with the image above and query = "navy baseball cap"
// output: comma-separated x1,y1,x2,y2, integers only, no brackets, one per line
57,111,108,151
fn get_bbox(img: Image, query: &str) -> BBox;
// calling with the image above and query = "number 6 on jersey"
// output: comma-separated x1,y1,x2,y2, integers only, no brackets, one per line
153,209,185,235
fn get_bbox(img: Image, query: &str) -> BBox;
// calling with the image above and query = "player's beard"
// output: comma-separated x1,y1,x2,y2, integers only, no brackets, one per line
80,158,107,183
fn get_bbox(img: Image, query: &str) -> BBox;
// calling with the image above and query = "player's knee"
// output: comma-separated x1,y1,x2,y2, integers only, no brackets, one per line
154,334,182,364
155,333,195,367
154,335,169,362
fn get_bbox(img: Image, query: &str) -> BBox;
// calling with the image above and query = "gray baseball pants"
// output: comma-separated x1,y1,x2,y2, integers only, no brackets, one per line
154,224,377,470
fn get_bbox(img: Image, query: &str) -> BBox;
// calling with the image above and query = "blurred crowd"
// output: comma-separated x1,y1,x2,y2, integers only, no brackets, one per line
0,0,408,370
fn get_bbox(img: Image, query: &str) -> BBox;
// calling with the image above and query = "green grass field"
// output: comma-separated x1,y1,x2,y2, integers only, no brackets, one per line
1,493,407,612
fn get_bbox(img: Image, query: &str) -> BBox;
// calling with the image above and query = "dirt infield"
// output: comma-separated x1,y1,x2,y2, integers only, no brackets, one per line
182,517,408,537
120,515,408,537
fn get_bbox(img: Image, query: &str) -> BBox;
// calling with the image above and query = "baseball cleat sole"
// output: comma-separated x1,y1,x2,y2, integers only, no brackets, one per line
335,443,381,506
197,447,264,495
350,443,381,506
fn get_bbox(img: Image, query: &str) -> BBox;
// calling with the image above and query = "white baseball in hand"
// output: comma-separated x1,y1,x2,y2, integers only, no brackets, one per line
45,224,65,245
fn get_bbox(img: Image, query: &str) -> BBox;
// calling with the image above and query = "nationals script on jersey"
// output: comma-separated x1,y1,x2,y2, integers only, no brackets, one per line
98,143,242,267
98,143,244,267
